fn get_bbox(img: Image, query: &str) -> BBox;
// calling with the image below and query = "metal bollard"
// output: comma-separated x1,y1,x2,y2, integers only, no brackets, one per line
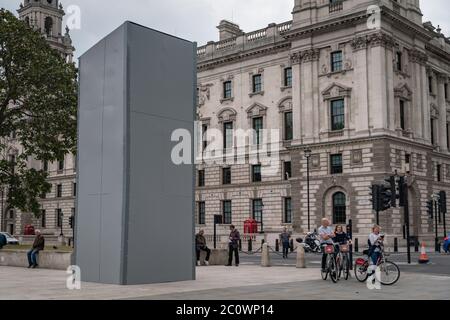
394,238,398,253
248,239,253,252
239,239,242,251
415,240,419,253
290,239,294,252
354,238,359,253
275,239,279,252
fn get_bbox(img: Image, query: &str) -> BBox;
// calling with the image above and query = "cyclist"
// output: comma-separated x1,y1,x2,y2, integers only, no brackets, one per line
333,225,350,245
319,218,335,272
368,225,384,276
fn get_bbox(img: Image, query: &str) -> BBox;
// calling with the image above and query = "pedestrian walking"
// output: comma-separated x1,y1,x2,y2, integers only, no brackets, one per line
195,230,211,266
280,227,291,259
27,230,45,269
226,225,240,267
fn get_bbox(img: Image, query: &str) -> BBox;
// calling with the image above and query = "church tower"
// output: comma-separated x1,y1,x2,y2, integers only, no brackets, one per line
17,0,74,62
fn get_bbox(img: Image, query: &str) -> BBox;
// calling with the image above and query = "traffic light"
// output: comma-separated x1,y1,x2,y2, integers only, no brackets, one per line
379,184,392,211
385,176,397,208
398,176,407,207
439,191,447,214
69,215,74,229
426,200,434,219
370,185,380,211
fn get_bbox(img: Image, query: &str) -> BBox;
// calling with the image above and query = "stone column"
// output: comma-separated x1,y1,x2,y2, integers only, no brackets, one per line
351,37,370,136
367,33,391,133
291,51,302,144
421,66,431,142
410,50,425,141
300,48,320,144
437,74,448,152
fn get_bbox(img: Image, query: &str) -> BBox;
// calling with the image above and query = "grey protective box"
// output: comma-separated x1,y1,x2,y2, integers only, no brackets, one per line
75,21,196,285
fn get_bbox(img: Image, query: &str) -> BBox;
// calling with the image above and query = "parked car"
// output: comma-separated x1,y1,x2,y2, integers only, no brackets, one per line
0,232,19,245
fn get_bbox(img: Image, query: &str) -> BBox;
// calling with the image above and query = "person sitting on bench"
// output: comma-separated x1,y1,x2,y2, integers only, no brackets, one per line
195,230,211,266
27,230,45,269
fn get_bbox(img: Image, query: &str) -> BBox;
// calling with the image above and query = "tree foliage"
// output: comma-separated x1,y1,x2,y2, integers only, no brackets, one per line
0,9,77,216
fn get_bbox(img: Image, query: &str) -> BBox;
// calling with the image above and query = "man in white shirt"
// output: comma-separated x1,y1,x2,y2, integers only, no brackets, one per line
318,218,335,272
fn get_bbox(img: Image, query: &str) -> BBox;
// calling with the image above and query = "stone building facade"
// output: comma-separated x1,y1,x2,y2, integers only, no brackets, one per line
195,0,450,245
1,0,75,238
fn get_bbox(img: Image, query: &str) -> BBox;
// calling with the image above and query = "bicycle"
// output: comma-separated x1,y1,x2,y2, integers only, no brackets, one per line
354,246,400,286
336,243,351,281
321,243,339,283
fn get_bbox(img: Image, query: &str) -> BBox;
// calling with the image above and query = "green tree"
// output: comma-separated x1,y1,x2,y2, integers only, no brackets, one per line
0,9,77,217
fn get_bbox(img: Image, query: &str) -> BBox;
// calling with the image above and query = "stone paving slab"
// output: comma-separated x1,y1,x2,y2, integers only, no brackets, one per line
0,265,449,300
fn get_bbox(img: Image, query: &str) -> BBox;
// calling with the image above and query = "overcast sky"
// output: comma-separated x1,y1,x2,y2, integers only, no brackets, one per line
1,0,449,60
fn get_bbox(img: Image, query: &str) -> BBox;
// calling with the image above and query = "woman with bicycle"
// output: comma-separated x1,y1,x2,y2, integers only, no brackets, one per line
368,225,384,276
333,225,350,246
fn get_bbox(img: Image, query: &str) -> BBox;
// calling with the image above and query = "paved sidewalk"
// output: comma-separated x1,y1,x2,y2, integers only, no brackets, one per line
0,265,449,300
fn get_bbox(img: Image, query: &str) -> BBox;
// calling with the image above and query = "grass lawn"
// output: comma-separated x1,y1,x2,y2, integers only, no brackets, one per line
2,244,73,252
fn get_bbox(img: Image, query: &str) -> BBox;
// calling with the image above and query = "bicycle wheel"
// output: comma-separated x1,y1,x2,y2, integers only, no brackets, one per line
379,261,400,286
321,255,329,281
354,262,368,283
329,256,339,283
342,255,350,280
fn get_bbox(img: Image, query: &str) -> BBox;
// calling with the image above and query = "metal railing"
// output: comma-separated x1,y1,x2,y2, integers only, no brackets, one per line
329,0,343,13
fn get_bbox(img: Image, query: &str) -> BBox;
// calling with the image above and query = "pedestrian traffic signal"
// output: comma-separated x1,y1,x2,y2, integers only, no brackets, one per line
385,176,397,208
426,200,434,219
69,215,74,229
439,191,447,214
379,184,392,211
398,176,407,207
370,185,380,211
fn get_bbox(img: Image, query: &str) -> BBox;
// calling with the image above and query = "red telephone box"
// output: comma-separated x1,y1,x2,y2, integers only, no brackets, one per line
244,219,258,240
24,225,35,236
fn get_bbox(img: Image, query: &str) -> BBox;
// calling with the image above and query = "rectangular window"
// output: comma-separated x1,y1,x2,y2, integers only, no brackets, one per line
253,117,263,145
58,158,64,172
331,51,343,72
41,210,46,228
222,200,232,225
73,182,77,197
437,164,442,182
284,67,292,87
431,118,435,145
9,210,14,219
198,202,206,225
253,74,262,93
56,184,63,198
224,122,234,149
252,199,263,223
223,81,232,99
284,161,292,180
222,167,231,185
284,198,292,224
56,209,63,228
331,99,345,131
252,165,262,183
43,160,48,172
330,154,343,175
429,76,433,94
284,111,293,141
202,124,208,151
400,100,406,130
198,170,205,187
396,51,402,71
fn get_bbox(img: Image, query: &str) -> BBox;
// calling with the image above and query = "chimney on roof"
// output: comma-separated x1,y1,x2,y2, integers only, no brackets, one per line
217,20,243,41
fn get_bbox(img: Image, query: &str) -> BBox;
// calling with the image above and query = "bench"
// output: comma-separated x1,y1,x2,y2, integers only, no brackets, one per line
0,250,72,270
198,249,228,266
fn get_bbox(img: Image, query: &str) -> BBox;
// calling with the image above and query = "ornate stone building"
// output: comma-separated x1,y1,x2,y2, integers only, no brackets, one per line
1,0,75,238
195,0,450,245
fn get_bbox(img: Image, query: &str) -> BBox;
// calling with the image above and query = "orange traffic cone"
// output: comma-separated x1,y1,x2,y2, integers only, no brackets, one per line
418,242,430,264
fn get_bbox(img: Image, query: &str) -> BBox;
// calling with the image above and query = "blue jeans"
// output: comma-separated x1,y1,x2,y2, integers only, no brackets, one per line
27,249,39,266
370,251,381,266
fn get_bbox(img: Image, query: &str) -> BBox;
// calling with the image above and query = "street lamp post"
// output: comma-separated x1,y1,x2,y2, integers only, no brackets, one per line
304,149,312,232
0,187,4,232
260,202,265,234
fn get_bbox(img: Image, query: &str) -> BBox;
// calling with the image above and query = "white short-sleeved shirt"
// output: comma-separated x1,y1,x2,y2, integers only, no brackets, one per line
318,226,334,245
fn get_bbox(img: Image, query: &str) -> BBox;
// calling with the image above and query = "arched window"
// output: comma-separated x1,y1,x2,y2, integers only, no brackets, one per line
44,17,53,36
332,192,346,224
